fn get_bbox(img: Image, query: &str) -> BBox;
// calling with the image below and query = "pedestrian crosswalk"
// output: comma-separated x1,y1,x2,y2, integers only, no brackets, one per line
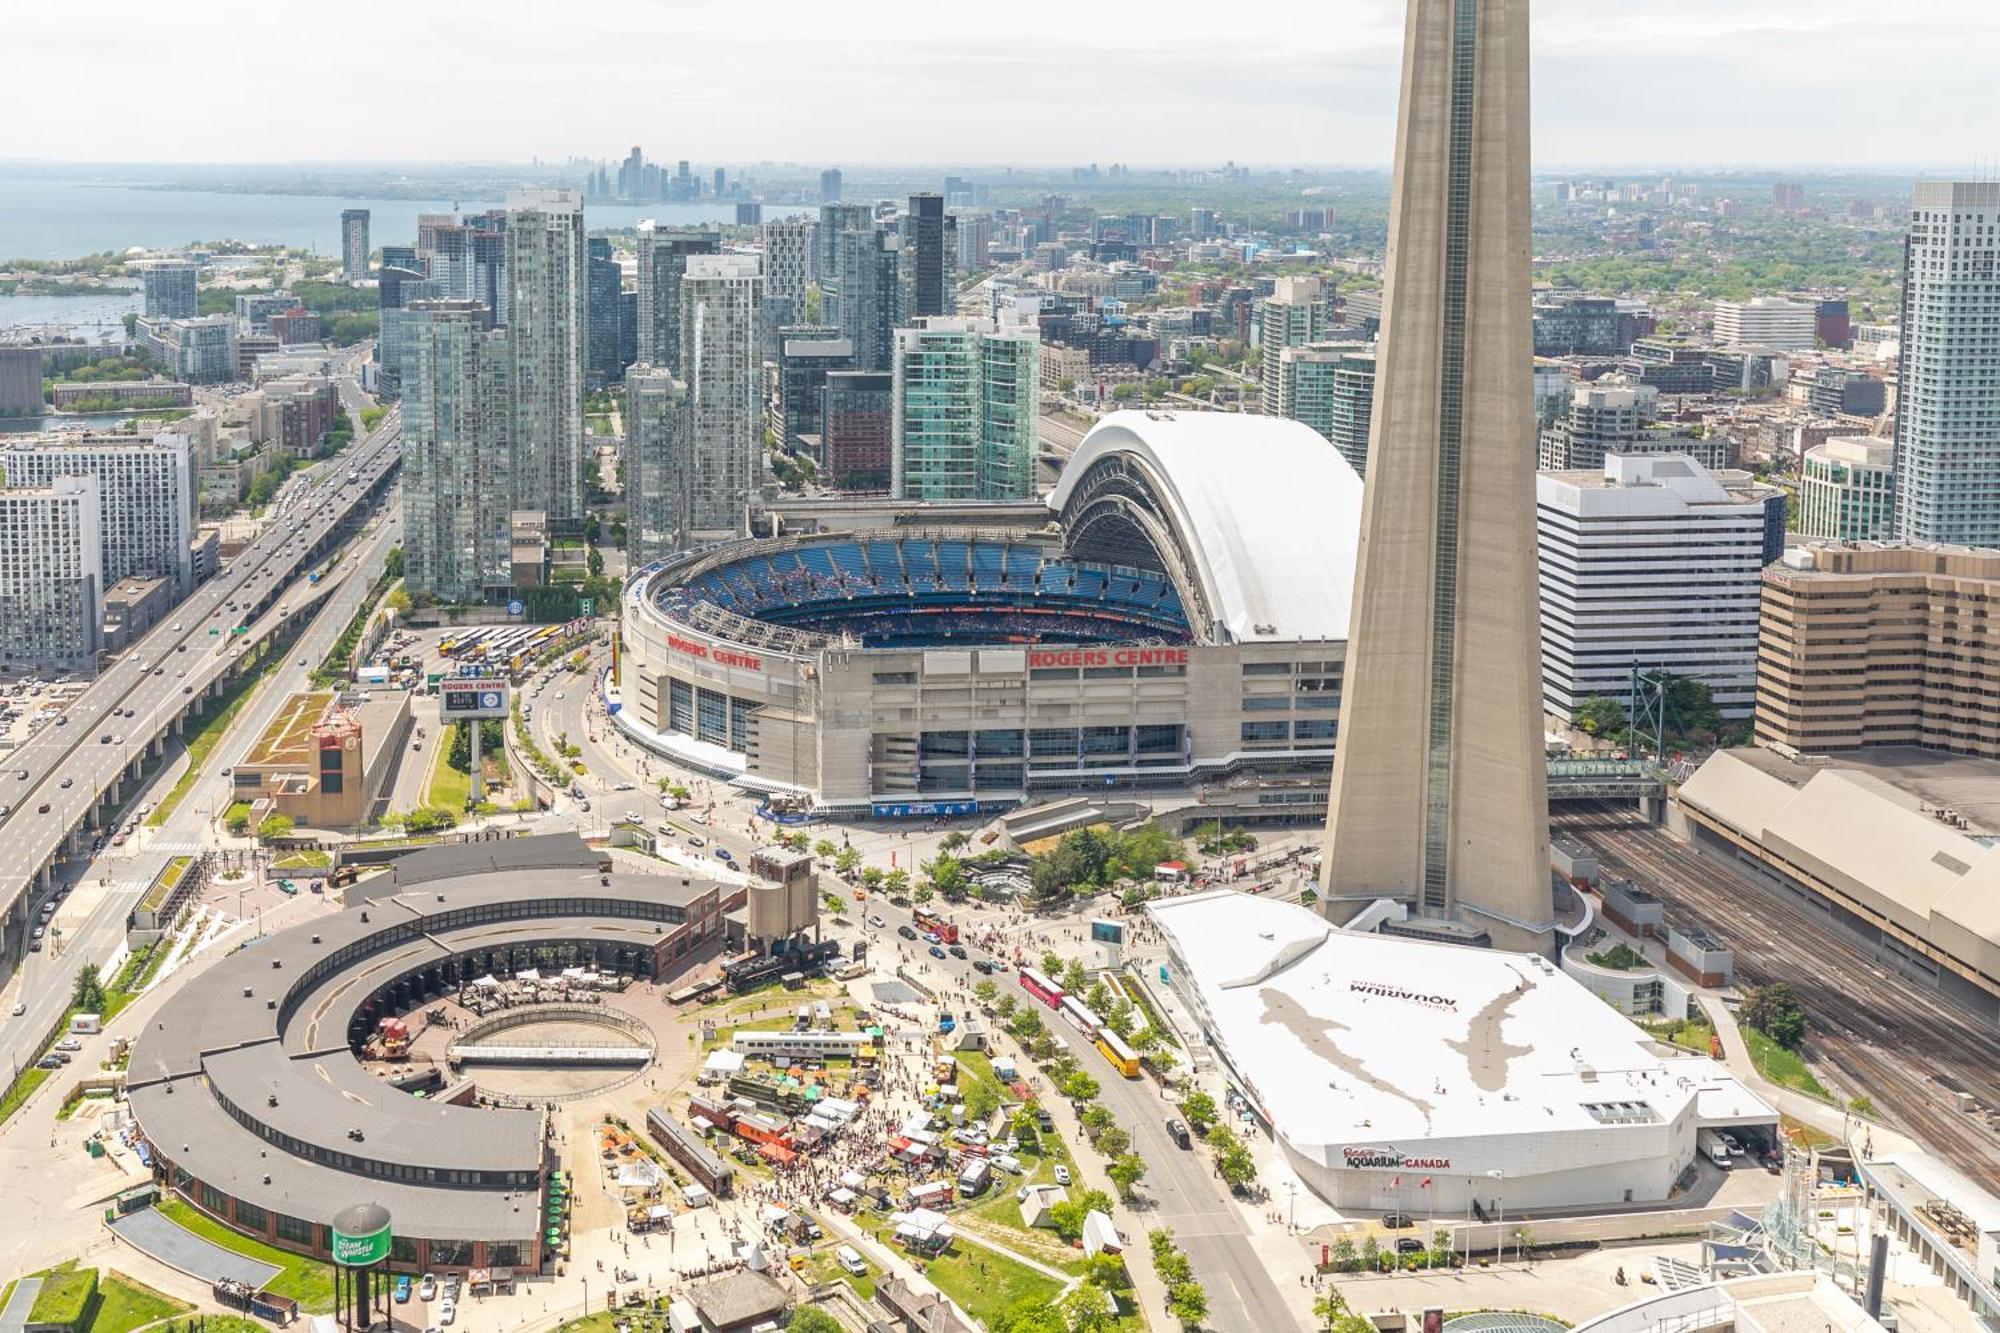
148,838,203,855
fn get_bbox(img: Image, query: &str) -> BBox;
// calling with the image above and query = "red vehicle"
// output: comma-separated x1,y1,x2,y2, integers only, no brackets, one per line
913,910,958,945
1017,967,1064,1009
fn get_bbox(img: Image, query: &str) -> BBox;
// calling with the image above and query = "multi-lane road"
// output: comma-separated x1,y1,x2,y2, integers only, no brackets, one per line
0,388,400,949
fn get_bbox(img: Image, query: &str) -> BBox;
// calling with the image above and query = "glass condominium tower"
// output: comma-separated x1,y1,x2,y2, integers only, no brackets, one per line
1318,0,1554,955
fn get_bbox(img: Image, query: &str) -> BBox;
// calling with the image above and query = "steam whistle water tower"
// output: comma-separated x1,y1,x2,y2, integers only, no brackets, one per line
330,1202,394,1331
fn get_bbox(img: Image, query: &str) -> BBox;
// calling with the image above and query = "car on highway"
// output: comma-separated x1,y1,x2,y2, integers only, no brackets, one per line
928,945,946,959
98,734,110,744
614,781,634,791
897,925,917,940
923,931,940,944
14,769,25,780
1165,1118,1191,1148
972,959,996,975
714,848,733,863
10,1002,24,1017
59,778,71,788
36,803,49,814
948,944,968,960
867,915,886,928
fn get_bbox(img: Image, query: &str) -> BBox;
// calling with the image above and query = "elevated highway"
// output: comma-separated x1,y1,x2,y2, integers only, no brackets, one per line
0,382,400,959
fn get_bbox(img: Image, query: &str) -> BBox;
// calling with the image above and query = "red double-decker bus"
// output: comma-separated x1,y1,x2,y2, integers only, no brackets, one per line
913,909,958,945
1018,967,1063,1008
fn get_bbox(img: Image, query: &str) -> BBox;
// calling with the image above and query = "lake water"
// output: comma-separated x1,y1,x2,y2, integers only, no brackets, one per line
0,410,133,435
0,176,803,261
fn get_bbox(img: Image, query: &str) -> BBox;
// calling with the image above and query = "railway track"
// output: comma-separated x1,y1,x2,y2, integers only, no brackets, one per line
1556,803,2000,1192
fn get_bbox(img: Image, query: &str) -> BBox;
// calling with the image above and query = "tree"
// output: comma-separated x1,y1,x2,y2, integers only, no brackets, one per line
780,829,810,851
964,1075,1000,1122
973,979,998,1005
835,847,862,875
383,545,405,579
1107,1151,1148,1200
883,868,910,897
1041,950,1064,978
1572,695,1628,738
257,814,295,841
994,993,1018,1019
1060,1069,1101,1105
71,963,107,1014
447,720,504,776
1009,1009,1045,1042
1360,1235,1380,1274
991,1300,1068,1333
911,883,935,906
813,838,838,862
786,1310,841,1333
1079,1251,1127,1292
1166,1281,1208,1328
1062,959,1089,994
1096,1126,1131,1159
861,866,886,889
1081,1103,1116,1137
1742,981,1808,1050
1181,1089,1218,1136
1011,1106,1040,1149
384,587,413,616
1430,1227,1454,1267
1313,1289,1375,1333
1328,1237,1357,1273
1086,980,1114,1015
1105,997,1136,1039
926,853,968,901
1056,1284,1116,1333
940,830,970,853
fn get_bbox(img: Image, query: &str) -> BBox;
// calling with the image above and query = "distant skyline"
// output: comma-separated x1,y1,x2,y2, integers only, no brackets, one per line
6,0,1999,168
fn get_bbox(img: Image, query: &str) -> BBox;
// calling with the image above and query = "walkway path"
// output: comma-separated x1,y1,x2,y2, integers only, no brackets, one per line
107,1209,281,1289
0,1277,44,1333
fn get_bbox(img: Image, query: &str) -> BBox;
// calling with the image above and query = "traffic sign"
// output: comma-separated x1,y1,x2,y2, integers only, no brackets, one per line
579,598,594,616
440,679,509,719
507,600,524,616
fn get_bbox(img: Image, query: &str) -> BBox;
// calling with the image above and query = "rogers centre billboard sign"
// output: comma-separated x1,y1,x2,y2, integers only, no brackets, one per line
1028,648,1189,669
666,633,762,672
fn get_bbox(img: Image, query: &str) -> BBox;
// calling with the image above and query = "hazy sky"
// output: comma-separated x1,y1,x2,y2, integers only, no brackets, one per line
7,0,1997,168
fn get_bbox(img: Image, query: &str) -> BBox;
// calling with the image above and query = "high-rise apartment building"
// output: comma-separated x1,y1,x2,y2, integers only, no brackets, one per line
504,189,587,523
624,366,689,568
955,214,992,272
819,168,843,204
891,318,1040,502
1273,338,1371,455
401,301,514,602
1798,436,1896,541
775,331,855,450
1257,277,1329,415
1326,350,1376,478
1712,296,1817,351
815,204,874,312
1758,540,2000,758
341,208,371,280
831,227,900,375
141,259,199,319
0,346,42,417
417,211,508,321
901,193,950,321
0,477,102,672
635,223,719,376
822,371,893,493
1537,454,1781,723
0,433,192,593
761,216,816,335
1893,182,2000,546
1319,0,1554,954
586,236,627,385
680,254,763,538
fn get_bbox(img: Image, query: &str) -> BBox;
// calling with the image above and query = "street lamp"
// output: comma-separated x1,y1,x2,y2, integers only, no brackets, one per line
1487,1169,1506,1266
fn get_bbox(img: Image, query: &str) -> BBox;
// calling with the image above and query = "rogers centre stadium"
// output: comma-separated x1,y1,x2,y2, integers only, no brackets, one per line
618,412,1364,813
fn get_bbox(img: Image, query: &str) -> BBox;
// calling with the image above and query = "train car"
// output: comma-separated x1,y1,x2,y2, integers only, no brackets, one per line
1059,995,1105,1035
1095,1029,1140,1078
1018,967,1063,1009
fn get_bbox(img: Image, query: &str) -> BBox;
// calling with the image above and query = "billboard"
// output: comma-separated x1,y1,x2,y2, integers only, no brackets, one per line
1089,920,1124,946
330,1218,392,1267
440,680,509,719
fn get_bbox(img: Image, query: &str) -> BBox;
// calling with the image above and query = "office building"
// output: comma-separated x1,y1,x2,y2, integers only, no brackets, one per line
0,477,102,672
820,372,892,493
0,433,193,593
504,189,587,524
1713,297,1816,352
832,226,901,373
1798,436,1895,541
774,331,855,450
819,168,843,203
635,223,719,375
134,314,235,385
1537,455,1781,723
400,301,513,602
586,237,627,385
1894,184,2000,545
234,291,297,332
341,208,370,280
1256,277,1329,415
1319,0,1555,954
1807,366,1886,418
0,346,42,416
901,193,949,321
625,365,689,567
268,308,320,344
734,202,762,227
680,254,763,538
1531,294,1651,357
891,318,1039,502
141,259,199,319
1757,541,2000,758
955,214,992,271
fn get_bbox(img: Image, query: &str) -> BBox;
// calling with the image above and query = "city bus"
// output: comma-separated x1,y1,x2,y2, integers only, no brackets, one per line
1059,995,1105,1035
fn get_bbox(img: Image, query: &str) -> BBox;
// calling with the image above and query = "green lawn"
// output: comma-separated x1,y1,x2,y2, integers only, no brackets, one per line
28,1263,95,1328
1745,1028,1834,1103
154,1201,335,1312
272,850,332,870
149,657,277,826
0,1068,52,1129
88,1272,190,1333
885,1228,1062,1327
425,728,471,811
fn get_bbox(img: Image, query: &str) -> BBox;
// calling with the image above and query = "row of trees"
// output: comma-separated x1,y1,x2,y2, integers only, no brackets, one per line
1028,824,1184,904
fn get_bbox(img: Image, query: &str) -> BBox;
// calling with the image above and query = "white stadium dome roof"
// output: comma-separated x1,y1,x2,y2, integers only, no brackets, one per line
1048,410,1364,643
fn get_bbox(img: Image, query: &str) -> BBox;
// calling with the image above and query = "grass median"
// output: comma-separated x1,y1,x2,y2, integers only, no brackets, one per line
154,1199,336,1312
147,654,282,828
1744,1027,1834,1103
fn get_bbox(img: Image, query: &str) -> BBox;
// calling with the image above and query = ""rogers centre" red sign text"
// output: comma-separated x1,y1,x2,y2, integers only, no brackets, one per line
666,634,762,672
1029,648,1189,669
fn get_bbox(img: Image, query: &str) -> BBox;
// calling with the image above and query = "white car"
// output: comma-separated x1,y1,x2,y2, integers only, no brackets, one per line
614,781,635,791
418,1275,437,1302
1053,1165,1072,1186
437,1301,455,1326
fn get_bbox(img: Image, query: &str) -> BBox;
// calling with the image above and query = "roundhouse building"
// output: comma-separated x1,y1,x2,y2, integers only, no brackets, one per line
126,848,733,1272
617,411,1362,811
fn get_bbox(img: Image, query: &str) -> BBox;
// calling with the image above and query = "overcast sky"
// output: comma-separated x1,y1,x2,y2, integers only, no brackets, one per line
7,0,1997,168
